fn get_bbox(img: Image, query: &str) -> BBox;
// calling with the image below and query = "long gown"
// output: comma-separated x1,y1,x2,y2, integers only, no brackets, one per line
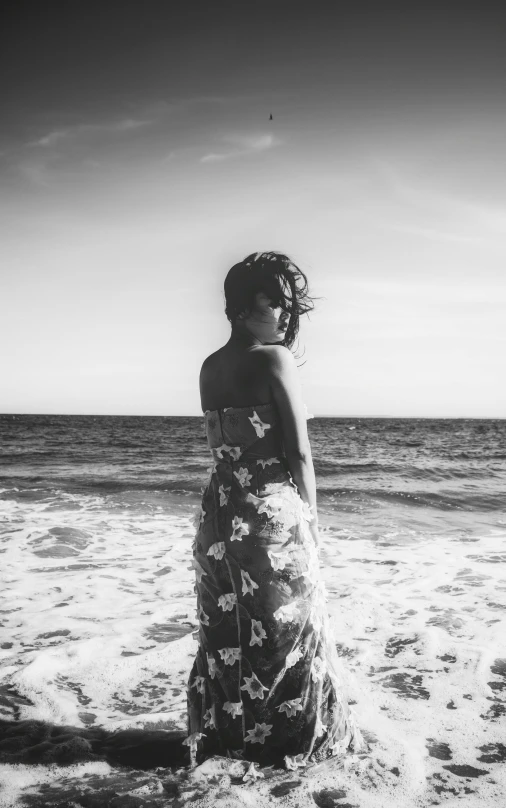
185,402,366,769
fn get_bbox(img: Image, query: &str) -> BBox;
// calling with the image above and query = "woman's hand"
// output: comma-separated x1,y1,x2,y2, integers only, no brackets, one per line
309,518,321,550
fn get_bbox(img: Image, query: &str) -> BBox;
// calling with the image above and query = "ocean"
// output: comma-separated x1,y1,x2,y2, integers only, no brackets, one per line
0,414,505,806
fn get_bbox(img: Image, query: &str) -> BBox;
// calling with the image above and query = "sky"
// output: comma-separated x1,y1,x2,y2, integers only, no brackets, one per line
1,2,505,417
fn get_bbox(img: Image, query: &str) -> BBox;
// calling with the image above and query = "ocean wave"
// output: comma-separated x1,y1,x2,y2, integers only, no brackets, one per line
313,460,499,482
318,487,503,512
0,476,205,497
1,475,503,512
314,460,400,475
451,452,506,461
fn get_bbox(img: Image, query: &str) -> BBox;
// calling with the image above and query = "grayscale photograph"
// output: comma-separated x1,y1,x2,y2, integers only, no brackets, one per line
0,2,505,806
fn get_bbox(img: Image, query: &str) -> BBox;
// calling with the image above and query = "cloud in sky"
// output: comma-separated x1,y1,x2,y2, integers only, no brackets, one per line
28,117,153,149
2,117,156,188
29,129,69,148
201,133,282,163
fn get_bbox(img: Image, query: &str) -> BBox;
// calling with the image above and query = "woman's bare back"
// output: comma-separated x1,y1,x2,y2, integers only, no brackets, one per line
199,343,274,412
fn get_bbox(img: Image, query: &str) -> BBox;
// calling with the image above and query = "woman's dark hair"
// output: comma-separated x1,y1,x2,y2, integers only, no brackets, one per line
224,251,316,349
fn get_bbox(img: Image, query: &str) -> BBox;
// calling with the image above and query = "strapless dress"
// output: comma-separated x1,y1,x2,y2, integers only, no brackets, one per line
185,402,366,769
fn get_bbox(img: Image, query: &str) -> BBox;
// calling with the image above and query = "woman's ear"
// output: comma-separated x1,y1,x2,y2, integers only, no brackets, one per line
236,308,249,321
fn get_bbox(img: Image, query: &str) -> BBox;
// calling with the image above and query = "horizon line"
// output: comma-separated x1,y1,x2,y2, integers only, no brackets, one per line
1,412,505,421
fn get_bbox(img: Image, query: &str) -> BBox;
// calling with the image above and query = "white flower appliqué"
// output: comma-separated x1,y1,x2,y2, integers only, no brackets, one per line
240,672,269,700
277,698,303,717
206,653,218,679
203,704,217,729
213,443,241,460
267,548,292,571
188,557,207,583
218,484,231,506
257,495,284,520
182,731,206,767
286,646,304,668
218,592,237,612
240,569,259,596
245,722,273,744
193,506,206,530
330,735,351,756
243,761,264,782
197,604,210,626
248,411,272,438
182,731,205,750
218,646,241,665
249,619,267,647
300,559,319,584
191,675,206,694
256,456,280,469
311,656,327,683
274,601,300,623
233,466,253,487
207,541,226,560
284,753,307,771
230,516,249,541
223,700,243,717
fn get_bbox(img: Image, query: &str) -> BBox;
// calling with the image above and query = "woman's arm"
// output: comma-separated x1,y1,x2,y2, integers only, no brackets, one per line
263,345,320,547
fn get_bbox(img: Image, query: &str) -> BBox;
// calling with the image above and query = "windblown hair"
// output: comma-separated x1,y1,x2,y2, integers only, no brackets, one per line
224,251,316,349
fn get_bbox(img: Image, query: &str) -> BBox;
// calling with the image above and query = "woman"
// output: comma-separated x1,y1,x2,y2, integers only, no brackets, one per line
185,251,366,770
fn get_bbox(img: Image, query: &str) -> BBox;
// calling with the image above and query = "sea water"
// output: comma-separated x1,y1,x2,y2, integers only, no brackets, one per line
0,414,505,806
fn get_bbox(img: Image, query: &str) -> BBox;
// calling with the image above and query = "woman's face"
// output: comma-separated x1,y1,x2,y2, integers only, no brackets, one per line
240,291,290,344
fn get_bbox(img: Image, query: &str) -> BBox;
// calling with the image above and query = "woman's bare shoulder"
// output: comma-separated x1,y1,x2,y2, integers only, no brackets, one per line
251,344,296,374
200,347,225,374
200,344,295,390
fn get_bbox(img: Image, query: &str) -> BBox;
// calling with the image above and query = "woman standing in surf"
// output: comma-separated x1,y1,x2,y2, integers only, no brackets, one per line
185,251,367,769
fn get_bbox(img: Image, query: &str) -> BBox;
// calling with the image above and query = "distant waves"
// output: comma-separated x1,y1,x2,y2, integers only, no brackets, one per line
1,414,505,514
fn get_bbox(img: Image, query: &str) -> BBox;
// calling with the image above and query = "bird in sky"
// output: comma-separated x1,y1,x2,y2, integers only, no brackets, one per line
269,113,273,120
